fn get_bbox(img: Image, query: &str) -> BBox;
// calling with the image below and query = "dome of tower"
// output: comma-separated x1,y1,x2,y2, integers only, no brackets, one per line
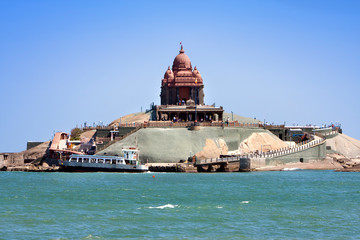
164,66,174,79
192,66,202,79
176,70,193,77
172,45,192,70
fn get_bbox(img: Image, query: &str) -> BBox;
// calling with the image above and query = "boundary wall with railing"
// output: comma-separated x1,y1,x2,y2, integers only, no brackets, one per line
314,130,338,139
81,121,262,129
126,121,262,128
80,123,341,131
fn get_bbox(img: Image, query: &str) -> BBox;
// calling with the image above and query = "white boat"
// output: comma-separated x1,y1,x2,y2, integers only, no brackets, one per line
59,147,148,172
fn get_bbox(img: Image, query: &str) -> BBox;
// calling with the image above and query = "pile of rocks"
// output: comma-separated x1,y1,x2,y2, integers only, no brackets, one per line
4,162,59,172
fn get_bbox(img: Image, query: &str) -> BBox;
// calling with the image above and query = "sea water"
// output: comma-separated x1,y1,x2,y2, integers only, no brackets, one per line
0,171,359,239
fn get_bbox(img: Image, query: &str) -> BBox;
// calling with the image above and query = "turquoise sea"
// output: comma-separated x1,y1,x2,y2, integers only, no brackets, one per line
0,171,360,239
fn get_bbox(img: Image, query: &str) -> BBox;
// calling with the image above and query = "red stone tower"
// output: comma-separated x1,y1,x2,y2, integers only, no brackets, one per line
160,44,204,105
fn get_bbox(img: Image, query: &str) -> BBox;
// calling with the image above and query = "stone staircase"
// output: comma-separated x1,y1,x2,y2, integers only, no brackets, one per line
95,126,143,153
243,136,326,160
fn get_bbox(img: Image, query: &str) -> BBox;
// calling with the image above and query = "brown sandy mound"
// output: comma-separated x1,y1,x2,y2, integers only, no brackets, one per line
80,130,96,142
23,141,51,159
19,141,51,164
195,139,228,160
240,132,288,153
326,134,360,159
109,112,150,127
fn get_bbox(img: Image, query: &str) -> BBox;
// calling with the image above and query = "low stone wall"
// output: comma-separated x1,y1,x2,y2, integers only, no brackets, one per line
27,142,44,150
147,163,197,172
268,141,326,165
0,153,25,168
250,157,266,169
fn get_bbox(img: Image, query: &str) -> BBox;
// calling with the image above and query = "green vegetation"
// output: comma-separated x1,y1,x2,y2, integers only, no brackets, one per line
70,128,83,140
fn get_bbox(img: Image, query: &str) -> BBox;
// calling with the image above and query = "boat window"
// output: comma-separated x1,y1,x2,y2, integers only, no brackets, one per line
105,159,111,164
84,158,89,163
78,158,83,163
91,158,96,163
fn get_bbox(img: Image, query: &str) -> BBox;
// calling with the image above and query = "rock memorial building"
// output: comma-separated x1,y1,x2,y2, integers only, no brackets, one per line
160,45,204,105
155,45,224,122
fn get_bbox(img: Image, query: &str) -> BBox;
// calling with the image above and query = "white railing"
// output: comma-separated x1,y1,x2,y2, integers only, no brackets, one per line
244,137,326,159
196,137,326,165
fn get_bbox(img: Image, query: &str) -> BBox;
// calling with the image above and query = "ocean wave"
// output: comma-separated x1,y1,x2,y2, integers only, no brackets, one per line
148,204,178,209
82,234,102,239
241,201,250,204
283,167,302,171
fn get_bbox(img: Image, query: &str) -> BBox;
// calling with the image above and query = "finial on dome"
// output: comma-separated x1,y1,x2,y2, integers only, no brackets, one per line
168,66,171,70
194,66,197,70
179,41,184,53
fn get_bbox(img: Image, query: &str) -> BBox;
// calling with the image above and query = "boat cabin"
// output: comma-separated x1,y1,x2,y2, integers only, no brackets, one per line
122,147,138,164
68,148,140,166
69,155,126,164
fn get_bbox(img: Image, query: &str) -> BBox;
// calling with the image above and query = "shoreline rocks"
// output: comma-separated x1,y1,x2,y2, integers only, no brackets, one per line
3,164,59,172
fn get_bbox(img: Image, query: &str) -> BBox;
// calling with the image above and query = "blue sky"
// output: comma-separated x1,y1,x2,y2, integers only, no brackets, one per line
1,0,359,152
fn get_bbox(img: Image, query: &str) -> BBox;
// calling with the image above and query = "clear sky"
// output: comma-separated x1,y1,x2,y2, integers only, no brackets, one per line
1,0,359,152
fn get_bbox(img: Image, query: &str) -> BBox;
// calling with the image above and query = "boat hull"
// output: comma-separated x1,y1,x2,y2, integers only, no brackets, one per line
58,161,148,173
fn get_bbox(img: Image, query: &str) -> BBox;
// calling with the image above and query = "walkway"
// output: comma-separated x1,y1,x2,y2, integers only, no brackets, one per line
196,134,328,168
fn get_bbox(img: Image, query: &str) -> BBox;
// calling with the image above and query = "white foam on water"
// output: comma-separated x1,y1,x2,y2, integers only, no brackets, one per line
148,204,178,209
241,201,250,204
216,206,223,209
283,167,302,171
83,234,101,239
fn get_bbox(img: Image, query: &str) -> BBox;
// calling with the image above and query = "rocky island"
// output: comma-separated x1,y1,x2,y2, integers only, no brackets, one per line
1,45,360,172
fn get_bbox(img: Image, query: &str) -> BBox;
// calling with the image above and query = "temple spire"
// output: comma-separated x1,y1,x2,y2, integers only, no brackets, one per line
180,41,184,53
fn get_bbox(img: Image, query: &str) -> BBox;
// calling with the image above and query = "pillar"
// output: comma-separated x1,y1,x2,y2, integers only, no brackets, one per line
190,87,194,101
169,88,173,105
195,87,199,104
176,87,179,104
165,86,169,105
